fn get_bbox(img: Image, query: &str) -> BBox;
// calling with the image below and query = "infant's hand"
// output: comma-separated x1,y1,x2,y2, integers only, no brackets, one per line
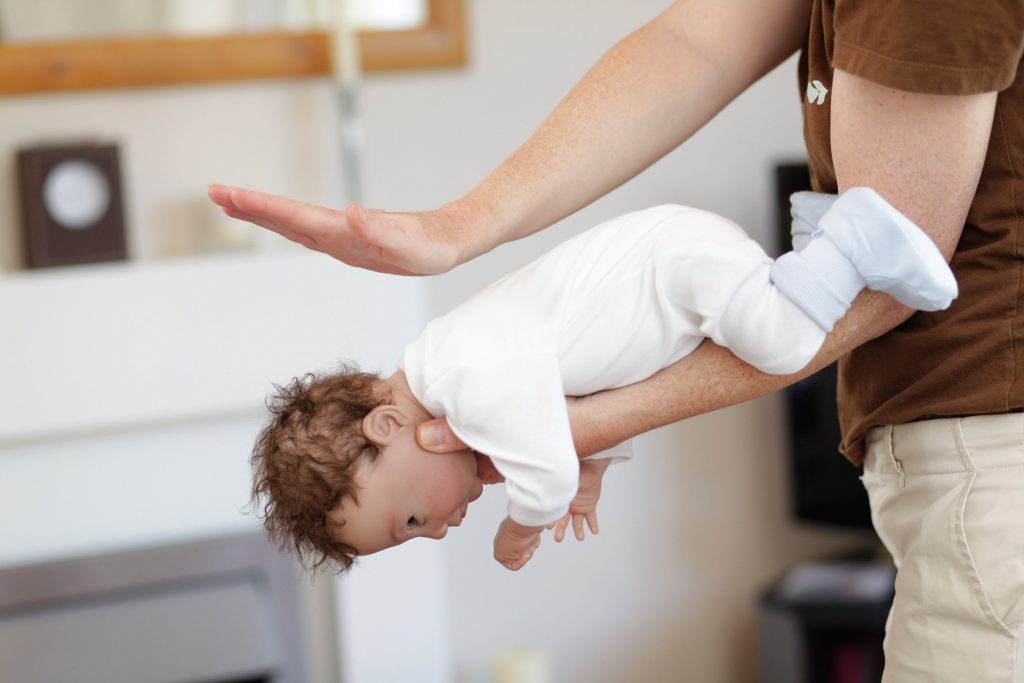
546,457,611,542
476,452,505,485
493,517,543,571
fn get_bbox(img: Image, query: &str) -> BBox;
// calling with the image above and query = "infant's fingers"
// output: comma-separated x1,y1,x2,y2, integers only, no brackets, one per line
586,511,599,536
572,514,585,541
496,553,519,571
481,471,504,485
504,552,532,572
552,516,569,543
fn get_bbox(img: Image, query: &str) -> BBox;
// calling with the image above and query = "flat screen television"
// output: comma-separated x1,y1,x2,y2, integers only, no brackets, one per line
773,162,873,529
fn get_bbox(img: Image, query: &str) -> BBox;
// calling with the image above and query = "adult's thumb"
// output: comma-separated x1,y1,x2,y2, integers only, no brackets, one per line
417,418,466,452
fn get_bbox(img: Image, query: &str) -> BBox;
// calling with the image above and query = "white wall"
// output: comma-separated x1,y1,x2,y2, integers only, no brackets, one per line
0,2,876,682
0,252,429,683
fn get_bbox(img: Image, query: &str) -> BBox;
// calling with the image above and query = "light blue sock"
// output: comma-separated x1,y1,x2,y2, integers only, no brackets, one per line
770,187,957,332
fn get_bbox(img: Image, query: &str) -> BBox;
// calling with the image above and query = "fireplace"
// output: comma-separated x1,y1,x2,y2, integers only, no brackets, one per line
0,532,307,683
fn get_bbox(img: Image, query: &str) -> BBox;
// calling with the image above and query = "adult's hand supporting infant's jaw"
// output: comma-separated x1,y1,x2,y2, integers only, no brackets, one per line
421,397,612,545
206,184,491,276
418,396,610,459
420,397,612,547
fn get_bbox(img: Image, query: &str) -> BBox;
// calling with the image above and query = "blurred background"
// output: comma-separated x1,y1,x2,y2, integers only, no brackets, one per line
0,1,887,682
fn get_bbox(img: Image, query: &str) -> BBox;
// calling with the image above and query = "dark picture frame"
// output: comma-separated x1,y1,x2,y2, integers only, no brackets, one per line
17,143,128,268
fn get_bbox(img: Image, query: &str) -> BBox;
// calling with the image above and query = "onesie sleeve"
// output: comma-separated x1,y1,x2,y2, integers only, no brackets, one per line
586,439,634,464
421,355,579,527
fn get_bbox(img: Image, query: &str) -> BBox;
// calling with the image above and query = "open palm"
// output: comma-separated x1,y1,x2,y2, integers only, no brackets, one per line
207,184,472,276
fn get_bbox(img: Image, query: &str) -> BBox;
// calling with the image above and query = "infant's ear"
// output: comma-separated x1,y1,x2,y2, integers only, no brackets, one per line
361,405,406,444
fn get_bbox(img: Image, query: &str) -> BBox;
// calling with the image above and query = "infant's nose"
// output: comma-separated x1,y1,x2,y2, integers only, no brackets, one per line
427,525,448,540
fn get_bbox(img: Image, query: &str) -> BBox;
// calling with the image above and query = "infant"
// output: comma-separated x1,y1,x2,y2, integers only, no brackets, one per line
250,188,956,572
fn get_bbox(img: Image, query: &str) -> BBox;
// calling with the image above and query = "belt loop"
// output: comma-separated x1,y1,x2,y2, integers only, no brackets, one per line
888,425,906,490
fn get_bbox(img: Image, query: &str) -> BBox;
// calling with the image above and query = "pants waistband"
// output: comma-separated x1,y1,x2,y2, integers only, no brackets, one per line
864,413,1024,476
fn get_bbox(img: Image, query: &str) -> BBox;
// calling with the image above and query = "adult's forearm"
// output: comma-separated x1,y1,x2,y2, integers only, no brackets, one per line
569,290,912,456
570,66,996,457
452,0,810,262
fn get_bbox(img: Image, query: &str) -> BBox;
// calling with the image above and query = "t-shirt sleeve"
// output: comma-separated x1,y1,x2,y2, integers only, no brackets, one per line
833,0,1024,94
421,355,579,527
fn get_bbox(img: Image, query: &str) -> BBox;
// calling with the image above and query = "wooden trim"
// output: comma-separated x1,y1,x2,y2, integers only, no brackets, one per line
0,0,466,95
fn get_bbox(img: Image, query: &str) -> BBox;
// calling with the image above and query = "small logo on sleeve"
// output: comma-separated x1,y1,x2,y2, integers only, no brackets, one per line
806,80,829,105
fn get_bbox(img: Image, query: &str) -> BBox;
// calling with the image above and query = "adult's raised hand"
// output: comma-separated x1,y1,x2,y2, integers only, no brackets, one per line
207,184,481,276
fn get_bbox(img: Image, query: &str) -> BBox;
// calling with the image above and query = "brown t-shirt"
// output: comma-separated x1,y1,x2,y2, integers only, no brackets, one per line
799,0,1024,464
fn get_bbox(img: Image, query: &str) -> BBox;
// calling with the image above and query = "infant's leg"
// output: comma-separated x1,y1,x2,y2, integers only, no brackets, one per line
772,187,957,329
654,212,827,376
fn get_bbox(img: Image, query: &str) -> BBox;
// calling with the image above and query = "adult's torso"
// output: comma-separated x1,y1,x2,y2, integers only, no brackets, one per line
799,0,1024,463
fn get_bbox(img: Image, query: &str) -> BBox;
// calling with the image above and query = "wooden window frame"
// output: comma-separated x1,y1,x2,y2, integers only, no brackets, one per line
0,0,466,95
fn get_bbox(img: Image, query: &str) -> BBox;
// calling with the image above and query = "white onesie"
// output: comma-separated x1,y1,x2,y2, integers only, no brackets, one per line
399,193,955,526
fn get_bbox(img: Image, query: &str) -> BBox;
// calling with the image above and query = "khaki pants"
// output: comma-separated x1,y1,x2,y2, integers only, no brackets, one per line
862,414,1024,682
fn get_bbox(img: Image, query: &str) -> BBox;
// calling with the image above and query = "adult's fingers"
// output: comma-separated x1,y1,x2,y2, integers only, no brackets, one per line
345,202,405,255
219,206,320,250
215,193,311,242
417,418,468,453
224,186,343,241
207,184,233,206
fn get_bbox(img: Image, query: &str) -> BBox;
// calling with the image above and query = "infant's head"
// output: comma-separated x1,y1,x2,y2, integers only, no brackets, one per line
249,365,482,574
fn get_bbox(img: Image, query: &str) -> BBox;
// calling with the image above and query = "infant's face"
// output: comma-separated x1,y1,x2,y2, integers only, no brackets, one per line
330,425,484,556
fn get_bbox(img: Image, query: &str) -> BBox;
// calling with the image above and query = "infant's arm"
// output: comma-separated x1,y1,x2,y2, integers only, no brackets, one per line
422,355,580,527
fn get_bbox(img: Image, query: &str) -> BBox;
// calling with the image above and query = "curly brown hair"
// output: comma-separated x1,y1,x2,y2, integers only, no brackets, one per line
248,364,390,574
